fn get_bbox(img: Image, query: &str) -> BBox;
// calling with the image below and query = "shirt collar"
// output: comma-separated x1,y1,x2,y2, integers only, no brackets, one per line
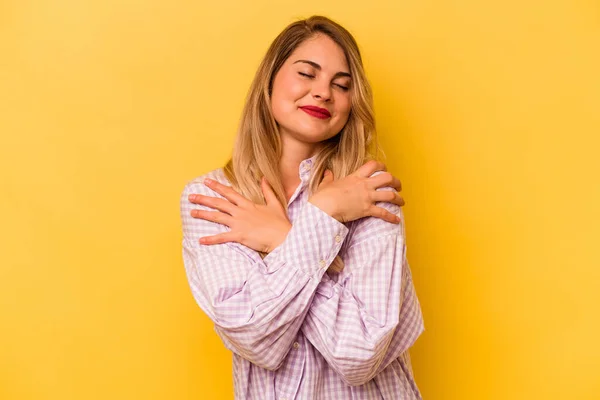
298,154,318,182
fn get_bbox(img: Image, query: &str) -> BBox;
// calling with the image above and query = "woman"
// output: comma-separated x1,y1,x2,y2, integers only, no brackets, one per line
180,15,425,399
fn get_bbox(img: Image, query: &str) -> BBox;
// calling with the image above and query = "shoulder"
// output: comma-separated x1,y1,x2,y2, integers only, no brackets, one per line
180,167,229,201
180,167,232,220
343,170,405,247
180,168,231,241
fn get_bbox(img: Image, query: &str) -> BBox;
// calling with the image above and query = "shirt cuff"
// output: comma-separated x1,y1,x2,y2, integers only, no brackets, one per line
265,201,349,277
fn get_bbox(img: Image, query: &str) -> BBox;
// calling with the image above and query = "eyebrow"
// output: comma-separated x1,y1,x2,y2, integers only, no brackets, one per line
293,59,351,79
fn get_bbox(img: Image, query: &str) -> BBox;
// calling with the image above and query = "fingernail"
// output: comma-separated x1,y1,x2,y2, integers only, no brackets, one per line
188,194,196,201
395,216,401,223
204,178,213,186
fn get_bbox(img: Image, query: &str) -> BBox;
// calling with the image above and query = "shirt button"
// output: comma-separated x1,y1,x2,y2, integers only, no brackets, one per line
319,260,326,268
293,342,300,349
335,235,342,243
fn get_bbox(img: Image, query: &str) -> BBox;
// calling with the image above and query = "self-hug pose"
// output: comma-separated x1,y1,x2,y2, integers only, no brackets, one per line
180,15,425,400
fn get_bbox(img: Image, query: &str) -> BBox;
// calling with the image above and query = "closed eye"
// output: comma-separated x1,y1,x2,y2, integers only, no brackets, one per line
299,72,349,91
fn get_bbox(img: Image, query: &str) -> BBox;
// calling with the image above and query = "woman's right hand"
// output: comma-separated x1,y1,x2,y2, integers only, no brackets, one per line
308,160,405,224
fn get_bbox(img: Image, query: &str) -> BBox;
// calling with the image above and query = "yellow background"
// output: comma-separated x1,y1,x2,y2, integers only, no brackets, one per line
1,1,599,399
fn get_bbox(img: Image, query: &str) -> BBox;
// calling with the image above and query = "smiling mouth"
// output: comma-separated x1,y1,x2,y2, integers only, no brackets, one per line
299,106,331,119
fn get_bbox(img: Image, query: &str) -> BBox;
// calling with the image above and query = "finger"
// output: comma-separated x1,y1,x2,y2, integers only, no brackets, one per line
190,209,234,227
367,172,402,191
354,160,387,178
371,190,406,207
318,169,334,189
203,178,249,206
188,194,237,215
199,232,238,245
261,177,280,208
368,205,401,224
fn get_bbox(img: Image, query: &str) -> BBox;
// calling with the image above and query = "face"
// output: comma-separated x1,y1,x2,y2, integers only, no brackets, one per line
270,34,352,146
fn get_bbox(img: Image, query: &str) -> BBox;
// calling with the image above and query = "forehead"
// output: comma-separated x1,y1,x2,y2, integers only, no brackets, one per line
287,34,349,72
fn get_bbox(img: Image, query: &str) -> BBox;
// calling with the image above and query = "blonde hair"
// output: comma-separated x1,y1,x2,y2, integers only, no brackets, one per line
223,15,383,271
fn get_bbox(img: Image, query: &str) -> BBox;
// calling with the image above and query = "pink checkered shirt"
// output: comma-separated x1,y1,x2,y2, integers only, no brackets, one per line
180,155,425,399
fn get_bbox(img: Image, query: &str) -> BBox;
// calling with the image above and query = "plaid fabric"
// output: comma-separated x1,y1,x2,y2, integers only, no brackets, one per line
180,155,425,399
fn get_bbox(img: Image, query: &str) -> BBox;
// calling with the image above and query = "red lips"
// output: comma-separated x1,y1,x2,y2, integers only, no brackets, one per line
299,105,331,119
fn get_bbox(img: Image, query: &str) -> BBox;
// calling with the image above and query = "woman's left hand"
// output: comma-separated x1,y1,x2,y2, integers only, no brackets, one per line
188,177,292,253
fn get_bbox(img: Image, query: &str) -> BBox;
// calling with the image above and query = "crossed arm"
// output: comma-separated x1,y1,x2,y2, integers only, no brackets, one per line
180,175,421,385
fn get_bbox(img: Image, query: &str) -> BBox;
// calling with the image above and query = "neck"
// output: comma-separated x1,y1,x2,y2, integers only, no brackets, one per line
279,132,322,202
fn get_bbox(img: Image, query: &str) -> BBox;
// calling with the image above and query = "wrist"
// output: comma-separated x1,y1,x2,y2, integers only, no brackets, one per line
267,222,292,253
308,195,340,221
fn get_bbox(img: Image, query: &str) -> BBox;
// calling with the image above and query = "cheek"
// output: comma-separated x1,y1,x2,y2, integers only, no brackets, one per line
271,77,289,119
335,96,352,121
273,74,306,105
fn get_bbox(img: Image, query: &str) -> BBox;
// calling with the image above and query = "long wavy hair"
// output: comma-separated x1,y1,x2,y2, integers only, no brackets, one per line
223,15,383,270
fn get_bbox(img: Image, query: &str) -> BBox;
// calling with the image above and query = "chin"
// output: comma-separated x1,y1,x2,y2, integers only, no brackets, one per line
277,117,343,143
289,126,337,142
292,133,330,144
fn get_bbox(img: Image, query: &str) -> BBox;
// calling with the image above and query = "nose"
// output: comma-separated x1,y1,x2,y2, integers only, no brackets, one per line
311,79,332,102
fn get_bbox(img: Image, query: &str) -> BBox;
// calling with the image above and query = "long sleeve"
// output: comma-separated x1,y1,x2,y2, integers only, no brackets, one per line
180,175,349,371
299,199,425,386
